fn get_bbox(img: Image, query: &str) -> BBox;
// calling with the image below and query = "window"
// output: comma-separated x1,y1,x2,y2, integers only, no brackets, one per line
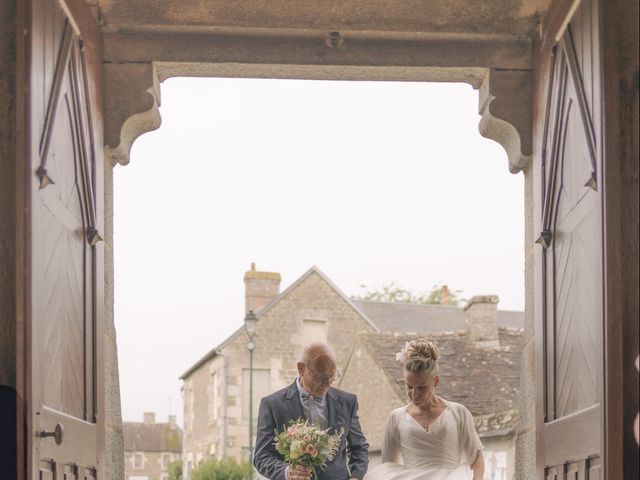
302,319,327,345
484,451,508,480
133,452,143,469
242,368,270,420
162,453,171,469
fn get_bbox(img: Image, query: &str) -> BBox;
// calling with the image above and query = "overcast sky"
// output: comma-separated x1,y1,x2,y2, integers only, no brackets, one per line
114,77,524,425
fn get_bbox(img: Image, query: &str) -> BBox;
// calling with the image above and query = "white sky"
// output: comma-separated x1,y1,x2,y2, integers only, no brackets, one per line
114,77,524,425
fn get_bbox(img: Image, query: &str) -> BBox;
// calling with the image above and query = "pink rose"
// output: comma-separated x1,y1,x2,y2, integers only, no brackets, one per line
303,434,311,442
305,444,319,458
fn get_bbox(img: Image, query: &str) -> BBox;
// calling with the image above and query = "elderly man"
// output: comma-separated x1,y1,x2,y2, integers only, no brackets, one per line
254,342,369,480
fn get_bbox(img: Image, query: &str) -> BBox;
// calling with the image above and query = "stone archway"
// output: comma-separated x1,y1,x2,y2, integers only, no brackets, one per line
102,36,536,480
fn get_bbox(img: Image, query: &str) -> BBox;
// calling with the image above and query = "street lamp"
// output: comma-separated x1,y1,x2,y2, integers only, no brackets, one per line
244,310,257,465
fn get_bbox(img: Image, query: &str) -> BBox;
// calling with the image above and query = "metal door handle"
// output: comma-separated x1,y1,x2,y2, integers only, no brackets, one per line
37,423,64,445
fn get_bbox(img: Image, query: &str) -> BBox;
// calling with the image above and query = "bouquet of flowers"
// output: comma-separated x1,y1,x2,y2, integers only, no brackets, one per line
274,419,343,479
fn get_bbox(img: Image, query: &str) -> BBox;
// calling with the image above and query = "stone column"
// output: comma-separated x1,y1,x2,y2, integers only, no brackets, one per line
515,163,536,480
103,159,124,480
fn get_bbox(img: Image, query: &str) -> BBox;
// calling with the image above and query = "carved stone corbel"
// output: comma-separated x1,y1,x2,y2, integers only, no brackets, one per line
104,62,161,166
478,69,532,173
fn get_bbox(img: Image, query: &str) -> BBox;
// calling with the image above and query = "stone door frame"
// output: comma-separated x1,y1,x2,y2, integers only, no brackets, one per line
103,20,538,480
101,2,637,478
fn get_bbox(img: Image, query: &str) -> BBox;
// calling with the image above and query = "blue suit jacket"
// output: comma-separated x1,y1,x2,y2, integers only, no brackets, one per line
253,381,369,480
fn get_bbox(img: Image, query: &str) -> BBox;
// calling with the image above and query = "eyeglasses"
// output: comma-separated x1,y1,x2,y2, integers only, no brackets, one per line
304,363,341,385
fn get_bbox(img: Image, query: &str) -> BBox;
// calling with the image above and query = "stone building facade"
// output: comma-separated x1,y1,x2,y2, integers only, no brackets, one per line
123,412,182,480
179,265,378,475
180,266,523,480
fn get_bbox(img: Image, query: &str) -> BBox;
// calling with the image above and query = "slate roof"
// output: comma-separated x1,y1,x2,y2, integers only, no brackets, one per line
123,422,183,453
353,300,523,333
359,328,523,434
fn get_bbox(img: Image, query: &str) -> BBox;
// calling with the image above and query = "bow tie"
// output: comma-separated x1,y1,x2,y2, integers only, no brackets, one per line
301,392,324,404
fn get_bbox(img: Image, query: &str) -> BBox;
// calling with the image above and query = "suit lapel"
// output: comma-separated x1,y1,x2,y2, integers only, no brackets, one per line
326,388,342,431
285,381,305,422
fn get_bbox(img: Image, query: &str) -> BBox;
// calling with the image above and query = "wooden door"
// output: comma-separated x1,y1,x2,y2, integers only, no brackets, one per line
29,0,104,478
534,0,604,478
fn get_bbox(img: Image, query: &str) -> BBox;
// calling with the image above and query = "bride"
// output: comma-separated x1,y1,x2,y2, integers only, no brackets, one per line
364,339,484,480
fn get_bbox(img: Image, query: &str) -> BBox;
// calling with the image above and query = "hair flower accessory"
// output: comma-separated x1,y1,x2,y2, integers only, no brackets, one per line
395,341,413,364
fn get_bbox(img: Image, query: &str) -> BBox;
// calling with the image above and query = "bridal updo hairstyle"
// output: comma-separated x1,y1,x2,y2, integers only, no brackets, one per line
398,339,440,376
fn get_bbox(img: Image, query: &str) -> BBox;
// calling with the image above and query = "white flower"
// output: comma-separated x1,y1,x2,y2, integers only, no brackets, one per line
395,341,412,364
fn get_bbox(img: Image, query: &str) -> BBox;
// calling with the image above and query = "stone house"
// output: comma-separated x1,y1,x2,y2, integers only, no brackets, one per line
179,264,379,475
340,296,523,480
180,265,523,479
123,412,182,480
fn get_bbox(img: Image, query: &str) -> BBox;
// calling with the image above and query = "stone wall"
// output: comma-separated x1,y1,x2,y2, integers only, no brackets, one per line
339,340,403,452
182,356,220,468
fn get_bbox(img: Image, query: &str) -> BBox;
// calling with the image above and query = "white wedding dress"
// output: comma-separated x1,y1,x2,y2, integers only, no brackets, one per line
364,400,483,480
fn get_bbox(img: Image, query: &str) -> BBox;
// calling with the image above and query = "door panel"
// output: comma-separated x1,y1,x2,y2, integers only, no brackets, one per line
30,0,104,477
536,0,603,477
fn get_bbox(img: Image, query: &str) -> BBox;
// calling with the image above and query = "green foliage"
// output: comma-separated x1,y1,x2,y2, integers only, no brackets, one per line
168,460,182,480
353,282,463,306
190,458,253,480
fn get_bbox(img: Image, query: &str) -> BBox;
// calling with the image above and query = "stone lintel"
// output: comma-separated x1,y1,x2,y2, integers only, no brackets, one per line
104,29,531,71
103,30,533,171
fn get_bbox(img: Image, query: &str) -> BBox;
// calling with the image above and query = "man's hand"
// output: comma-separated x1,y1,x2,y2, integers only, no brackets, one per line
287,465,312,480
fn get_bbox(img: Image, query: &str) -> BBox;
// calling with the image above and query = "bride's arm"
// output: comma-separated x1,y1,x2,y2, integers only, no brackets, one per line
470,450,484,480
380,411,401,464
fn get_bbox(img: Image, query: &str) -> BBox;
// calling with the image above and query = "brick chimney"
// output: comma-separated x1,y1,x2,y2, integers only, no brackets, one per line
168,414,176,426
143,412,155,424
244,263,281,314
464,295,500,347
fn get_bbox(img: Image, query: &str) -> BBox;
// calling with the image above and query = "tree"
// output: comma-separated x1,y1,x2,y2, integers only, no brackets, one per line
168,460,182,480
190,458,253,480
352,282,463,306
